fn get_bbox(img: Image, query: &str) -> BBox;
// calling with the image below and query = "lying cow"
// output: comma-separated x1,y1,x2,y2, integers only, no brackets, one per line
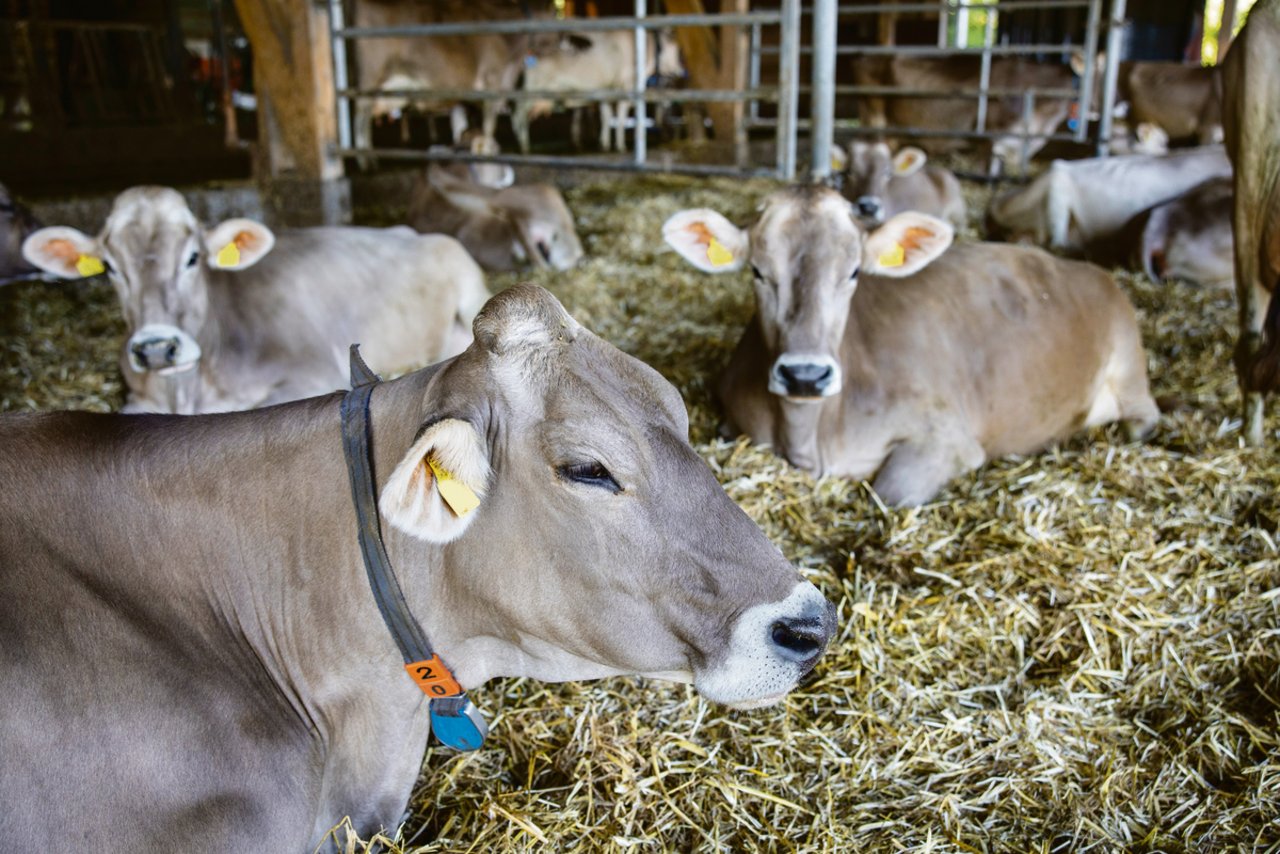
853,54,1074,172
512,29,684,154
1222,0,1280,444
0,283,836,851
985,145,1232,253
22,186,487,414
664,186,1158,506
0,182,42,284
1140,176,1233,288
1075,55,1223,146
834,141,967,229
407,163,583,272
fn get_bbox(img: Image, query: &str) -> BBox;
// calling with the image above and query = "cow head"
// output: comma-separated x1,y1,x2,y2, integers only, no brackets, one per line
664,185,952,400
379,284,835,708
838,141,928,226
506,185,584,272
22,187,274,402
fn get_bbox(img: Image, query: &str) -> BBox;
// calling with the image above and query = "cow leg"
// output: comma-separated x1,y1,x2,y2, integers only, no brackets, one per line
871,434,986,507
481,100,500,148
614,101,631,154
353,100,375,171
450,106,469,144
1236,279,1276,445
513,101,532,153
1044,163,1075,251
570,108,583,150
599,103,614,151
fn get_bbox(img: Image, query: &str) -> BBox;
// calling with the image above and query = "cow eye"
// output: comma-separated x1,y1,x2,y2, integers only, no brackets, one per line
102,259,115,275
185,251,200,269
848,265,860,281
557,461,622,493
750,264,764,281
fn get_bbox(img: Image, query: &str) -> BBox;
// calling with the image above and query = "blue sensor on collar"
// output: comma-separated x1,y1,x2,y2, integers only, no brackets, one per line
430,696,488,751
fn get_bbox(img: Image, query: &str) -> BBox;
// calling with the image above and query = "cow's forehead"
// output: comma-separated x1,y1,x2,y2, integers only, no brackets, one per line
752,187,862,261
102,187,199,249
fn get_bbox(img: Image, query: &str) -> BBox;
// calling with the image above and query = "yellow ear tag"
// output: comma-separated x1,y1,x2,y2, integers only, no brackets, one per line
75,254,105,277
878,242,906,268
895,155,917,175
427,457,480,517
706,238,734,267
216,242,241,268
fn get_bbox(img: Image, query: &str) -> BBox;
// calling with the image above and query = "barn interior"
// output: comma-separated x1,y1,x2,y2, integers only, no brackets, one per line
1,1,1276,851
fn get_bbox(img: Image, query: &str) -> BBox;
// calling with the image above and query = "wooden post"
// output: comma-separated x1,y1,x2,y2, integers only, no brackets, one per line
664,0,746,145
879,0,898,46
232,0,348,226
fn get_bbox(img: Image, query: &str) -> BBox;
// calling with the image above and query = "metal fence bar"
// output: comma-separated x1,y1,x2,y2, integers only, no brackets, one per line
333,146,782,177
777,0,801,178
334,12,782,39
748,21,762,125
336,87,778,103
633,0,647,166
810,0,837,178
1096,0,1126,155
832,0,1091,13
327,0,351,151
974,5,996,133
1076,0,1102,142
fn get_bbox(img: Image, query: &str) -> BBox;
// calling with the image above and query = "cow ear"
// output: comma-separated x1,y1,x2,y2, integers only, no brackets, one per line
380,418,490,544
203,219,275,271
662,209,748,273
830,143,849,173
862,212,953,278
892,147,927,177
22,227,105,279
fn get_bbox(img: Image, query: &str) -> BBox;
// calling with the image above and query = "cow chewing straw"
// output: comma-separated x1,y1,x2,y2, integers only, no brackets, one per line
1,170,1277,852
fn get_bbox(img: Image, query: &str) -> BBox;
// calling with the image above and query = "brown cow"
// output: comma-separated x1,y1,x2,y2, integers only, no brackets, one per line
1221,0,1280,444
407,162,584,272
853,54,1074,173
0,284,835,852
834,141,967,229
665,186,1158,505
1080,57,1223,146
1140,176,1234,289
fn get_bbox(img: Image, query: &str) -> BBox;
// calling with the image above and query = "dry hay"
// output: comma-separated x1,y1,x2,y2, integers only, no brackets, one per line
2,173,1279,853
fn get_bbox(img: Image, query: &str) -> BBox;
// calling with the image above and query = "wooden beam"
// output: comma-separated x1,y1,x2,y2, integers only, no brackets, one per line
664,0,746,144
233,0,347,225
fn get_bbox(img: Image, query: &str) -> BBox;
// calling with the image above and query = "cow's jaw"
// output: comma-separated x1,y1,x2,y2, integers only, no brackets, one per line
694,581,835,709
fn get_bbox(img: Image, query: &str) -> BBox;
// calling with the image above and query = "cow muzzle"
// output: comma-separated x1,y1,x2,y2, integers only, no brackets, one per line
855,195,885,225
769,354,842,400
127,323,201,375
695,581,836,709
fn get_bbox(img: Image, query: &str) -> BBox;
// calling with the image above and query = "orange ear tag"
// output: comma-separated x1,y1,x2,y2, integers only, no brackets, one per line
706,238,734,267
427,457,480,517
878,242,906,268
75,254,105,277
216,242,241,268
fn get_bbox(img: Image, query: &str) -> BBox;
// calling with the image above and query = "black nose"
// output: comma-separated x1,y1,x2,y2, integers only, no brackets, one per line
131,336,180,370
777,362,834,397
536,240,552,263
856,196,882,219
1148,249,1166,280
770,608,834,671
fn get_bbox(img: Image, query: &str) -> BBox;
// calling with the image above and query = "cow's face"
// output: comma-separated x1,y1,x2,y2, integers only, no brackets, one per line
842,142,927,226
22,187,274,394
664,186,953,401
378,284,835,709
511,187,584,271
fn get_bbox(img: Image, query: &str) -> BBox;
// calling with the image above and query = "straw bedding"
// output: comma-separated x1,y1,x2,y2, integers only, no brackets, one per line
1,172,1277,852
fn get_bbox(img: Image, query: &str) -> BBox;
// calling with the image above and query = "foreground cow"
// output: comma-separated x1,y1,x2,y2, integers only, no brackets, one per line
407,163,583,272
664,186,1158,505
22,186,487,414
512,29,684,154
0,182,41,284
0,283,836,851
1222,0,1280,444
1140,176,1234,288
985,146,1232,253
835,141,966,228
853,54,1074,172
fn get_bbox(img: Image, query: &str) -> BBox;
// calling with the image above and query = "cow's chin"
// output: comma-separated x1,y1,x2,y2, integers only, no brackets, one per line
153,360,200,377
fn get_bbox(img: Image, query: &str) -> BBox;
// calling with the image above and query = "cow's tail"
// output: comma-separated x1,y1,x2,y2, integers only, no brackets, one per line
1248,282,1280,393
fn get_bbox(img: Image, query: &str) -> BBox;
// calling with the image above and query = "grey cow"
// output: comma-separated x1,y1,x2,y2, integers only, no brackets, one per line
22,186,488,414
0,284,836,852
835,141,967,229
665,185,1158,506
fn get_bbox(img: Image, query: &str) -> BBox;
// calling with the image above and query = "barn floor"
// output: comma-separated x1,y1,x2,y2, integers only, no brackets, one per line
2,172,1278,852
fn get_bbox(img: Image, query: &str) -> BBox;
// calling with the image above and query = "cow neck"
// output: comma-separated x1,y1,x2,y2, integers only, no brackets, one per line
339,345,488,752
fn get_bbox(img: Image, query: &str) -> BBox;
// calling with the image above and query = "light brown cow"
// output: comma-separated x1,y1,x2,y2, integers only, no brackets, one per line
665,186,1158,506
1092,59,1224,146
22,186,487,413
1222,0,1280,444
407,163,583,272
352,0,551,163
853,54,1074,172
0,283,835,851
834,141,966,229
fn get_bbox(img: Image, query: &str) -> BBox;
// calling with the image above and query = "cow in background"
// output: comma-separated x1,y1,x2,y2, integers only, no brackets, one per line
407,162,583,272
352,0,555,166
834,141,967,229
0,182,42,284
1076,56,1223,147
664,186,1157,506
22,186,488,414
1139,177,1234,289
985,146,1232,254
853,54,1074,174
512,29,685,154
1221,0,1280,444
